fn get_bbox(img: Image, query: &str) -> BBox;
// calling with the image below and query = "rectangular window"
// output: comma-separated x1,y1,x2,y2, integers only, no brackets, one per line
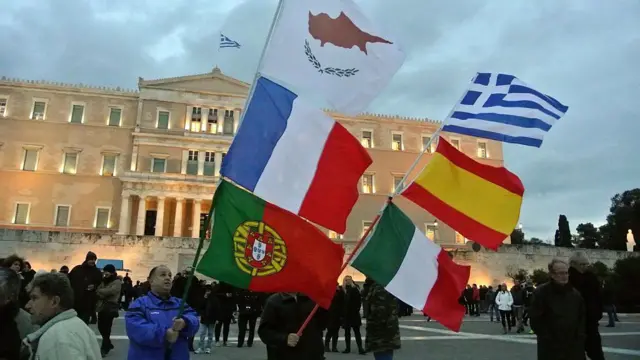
14,203,30,224
95,208,110,229
186,151,199,175
361,130,373,148
190,107,202,132
62,153,78,174
0,98,7,117
477,142,488,158
157,111,170,130
152,158,166,173
207,109,218,133
328,231,338,239
455,232,466,244
362,221,373,237
422,136,433,154
31,101,46,120
70,104,84,124
223,110,234,135
393,176,403,192
392,133,403,151
425,224,436,241
22,149,39,171
55,205,70,227
204,152,215,176
450,139,460,150
102,155,117,176
108,107,122,127
362,174,374,194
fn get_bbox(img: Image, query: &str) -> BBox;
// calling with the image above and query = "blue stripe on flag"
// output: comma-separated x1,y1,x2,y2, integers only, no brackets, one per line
484,94,562,120
442,125,543,147
508,85,569,113
450,111,552,131
220,77,296,191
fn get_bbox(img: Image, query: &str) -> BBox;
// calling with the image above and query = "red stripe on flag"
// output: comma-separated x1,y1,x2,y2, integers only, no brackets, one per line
402,182,508,250
422,250,470,332
436,138,524,196
299,122,372,233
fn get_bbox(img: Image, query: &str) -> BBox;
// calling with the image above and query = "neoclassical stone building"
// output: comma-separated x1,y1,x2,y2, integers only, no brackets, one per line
0,67,507,259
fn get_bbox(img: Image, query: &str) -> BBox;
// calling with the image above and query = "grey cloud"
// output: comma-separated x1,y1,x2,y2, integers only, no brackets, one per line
1,0,638,239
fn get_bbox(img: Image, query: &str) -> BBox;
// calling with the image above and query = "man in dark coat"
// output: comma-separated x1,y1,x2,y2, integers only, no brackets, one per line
569,252,605,360
530,259,585,360
325,285,343,352
342,276,365,354
258,292,327,360
236,289,263,347
68,251,103,324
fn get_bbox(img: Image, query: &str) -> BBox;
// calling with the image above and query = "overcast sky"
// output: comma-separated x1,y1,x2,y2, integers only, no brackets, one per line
1,0,638,241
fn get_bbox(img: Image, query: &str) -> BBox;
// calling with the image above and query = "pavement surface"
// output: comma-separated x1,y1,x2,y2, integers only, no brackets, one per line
95,313,640,359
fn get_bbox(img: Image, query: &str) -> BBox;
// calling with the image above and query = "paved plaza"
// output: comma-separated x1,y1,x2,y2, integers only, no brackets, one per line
96,313,640,359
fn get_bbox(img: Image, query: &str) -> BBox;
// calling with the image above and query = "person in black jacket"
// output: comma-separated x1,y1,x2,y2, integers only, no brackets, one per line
195,285,220,354
325,285,343,352
214,281,236,346
68,251,103,324
341,276,365,354
258,292,327,360
237,289,263,347
569,252,604,360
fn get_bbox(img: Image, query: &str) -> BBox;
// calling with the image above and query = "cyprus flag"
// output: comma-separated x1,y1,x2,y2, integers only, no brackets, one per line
259,0,406,115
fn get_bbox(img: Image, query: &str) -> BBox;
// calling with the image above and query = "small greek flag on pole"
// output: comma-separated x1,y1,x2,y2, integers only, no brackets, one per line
219,33,241,49
443,73,568,148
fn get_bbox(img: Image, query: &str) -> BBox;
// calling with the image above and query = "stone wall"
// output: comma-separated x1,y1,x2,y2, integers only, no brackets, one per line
1,230,637,285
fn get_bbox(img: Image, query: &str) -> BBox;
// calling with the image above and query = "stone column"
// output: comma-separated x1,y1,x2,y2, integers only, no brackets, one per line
181,150,188,174
234,108,241,133
135,195,146,236
155,196,165,237
197,150,205,176
117,194,131,235
192,199,201,238
214,152,223,177
185,105,192,131
173,198,184,237
217,109,224,134
130,145,139,171
201,107,208,133
135,99,143,127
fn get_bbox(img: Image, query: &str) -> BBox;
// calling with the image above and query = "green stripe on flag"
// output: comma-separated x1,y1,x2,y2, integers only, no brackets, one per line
197,180,265,288
350,203,415,286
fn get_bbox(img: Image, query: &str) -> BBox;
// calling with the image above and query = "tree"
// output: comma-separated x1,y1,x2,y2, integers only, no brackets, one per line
555,215,573,248
531,269,550,285
610,256,640,312
576,223,602,249
601,189,640,251
510,228,525,245
506,266,529,283
589,261,610,280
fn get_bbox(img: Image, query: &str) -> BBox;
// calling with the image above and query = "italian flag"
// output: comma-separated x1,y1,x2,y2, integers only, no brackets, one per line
350,202,470,332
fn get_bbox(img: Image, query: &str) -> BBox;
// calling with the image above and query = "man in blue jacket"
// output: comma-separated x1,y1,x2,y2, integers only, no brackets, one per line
125,265,200,360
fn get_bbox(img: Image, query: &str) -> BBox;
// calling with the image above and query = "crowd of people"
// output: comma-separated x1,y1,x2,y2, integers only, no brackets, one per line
0,250,621,360
0,252,402,360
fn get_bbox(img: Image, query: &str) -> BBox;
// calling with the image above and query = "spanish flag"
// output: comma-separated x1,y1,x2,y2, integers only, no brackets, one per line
401,137,524,250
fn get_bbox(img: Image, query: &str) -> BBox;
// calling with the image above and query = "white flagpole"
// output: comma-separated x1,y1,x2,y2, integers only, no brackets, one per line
236,0,285,129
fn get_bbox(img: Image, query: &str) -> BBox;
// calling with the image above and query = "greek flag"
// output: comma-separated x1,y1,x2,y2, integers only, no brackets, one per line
443,73,568,148
220,33,241,49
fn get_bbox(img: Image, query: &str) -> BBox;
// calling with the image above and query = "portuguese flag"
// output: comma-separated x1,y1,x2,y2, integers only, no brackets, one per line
196,180,345,309
350,202,470,332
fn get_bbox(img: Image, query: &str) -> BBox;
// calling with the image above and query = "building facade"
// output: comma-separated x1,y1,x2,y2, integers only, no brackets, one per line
0,67,507,258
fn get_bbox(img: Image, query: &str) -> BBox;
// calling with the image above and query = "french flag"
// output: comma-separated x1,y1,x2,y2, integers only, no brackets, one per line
221,77,372,233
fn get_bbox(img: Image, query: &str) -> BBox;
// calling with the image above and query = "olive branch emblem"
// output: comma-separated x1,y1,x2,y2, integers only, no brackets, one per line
304,40,359,78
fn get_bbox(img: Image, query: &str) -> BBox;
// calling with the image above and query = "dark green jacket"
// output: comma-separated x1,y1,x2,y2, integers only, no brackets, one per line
364,283,400,353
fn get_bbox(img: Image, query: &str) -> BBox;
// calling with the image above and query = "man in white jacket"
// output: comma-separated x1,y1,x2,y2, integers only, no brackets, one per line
495,283,514,334
22,272,101,360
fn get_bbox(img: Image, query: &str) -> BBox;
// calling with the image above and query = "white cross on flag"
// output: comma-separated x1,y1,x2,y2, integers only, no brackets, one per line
259,0,405,115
